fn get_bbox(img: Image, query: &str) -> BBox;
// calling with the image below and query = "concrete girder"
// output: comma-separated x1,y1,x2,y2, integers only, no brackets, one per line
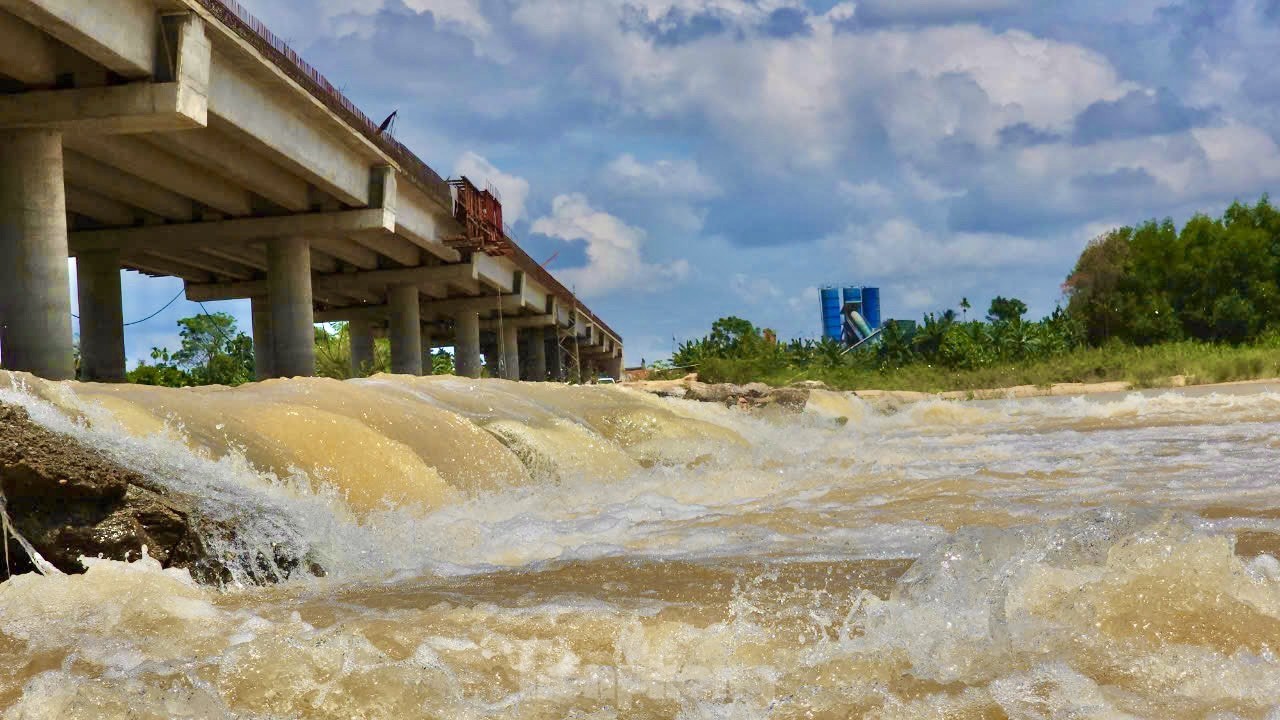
0,0,156,78
310,235,378,270
65,135,252,217
308,248,339,274
198,243,267,271
419,294,525,321
474,253,516,293
147,247,256,280
395,182,458,262
206,52,370,206
65,186,137,226
157,127,310,211
0,82,208,133
69,207,396,255
0,9,54,85
121,252,214,283
479,314,557,331
184,261,476,302
349,228,421,267
64,151,194,221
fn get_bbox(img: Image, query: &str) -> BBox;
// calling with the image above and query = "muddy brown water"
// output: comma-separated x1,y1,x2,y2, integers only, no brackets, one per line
3,372,1280,718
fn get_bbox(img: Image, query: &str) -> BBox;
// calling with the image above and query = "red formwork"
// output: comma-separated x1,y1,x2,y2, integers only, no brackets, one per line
448,177,511,257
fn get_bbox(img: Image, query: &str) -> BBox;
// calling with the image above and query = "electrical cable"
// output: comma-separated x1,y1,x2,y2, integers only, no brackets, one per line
71,287,186,327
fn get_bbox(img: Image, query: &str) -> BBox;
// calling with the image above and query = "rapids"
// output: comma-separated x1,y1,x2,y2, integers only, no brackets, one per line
3,371,1280,718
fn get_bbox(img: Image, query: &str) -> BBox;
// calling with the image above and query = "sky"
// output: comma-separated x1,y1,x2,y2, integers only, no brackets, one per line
84,0,1280,366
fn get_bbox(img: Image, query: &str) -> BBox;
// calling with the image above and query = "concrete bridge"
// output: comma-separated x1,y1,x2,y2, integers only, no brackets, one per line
0,0,624,383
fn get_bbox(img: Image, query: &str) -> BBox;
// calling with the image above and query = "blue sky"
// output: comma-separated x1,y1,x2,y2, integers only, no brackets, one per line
87,0,1280,365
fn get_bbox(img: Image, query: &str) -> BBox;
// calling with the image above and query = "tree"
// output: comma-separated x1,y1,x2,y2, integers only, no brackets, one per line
128,312,254,387
432,350,455,375
960,297,971,321
987,296,1028,323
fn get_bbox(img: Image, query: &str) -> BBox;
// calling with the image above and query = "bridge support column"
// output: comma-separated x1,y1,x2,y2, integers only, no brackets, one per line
0,130,73,380
527,329,547,382
388,284,422,376
267,237,314,378
546,330,564,382
454,311,481,378
349,319,374,377
420,326,434,376
75,249,126,382
251,296,273,380
500,322,520,381
608,353,625,382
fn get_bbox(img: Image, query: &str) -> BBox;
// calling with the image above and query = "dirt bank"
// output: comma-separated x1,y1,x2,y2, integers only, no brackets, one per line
0,402,319,584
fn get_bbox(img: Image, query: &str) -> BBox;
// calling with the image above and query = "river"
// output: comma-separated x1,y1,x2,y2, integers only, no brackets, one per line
2,372,1280,718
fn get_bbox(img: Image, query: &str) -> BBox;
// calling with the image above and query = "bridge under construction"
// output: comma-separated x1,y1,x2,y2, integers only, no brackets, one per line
0,0,624,383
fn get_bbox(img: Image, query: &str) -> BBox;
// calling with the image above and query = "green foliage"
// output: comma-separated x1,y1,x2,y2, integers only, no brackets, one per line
986,296,1028,323
1064,196,1280,346
127,312,253,387
432,350,455,376
665,303,1084,388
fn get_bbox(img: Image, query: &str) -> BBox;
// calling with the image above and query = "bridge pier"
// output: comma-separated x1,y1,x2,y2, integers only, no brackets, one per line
500,323,520,381
0,129,74,380
251,296,274,380
527,329,547,382
388,284,422,376
349,319,375,377
547,330,564,382
420,327,434,375
267,237,315,378
75,249,126,382
454,311,482,378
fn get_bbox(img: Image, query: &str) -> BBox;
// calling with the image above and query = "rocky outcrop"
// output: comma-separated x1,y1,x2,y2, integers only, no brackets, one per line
628,375,813,412
0,403,314,584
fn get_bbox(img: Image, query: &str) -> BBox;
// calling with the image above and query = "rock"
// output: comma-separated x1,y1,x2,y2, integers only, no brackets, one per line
789,380,831,391
0,402,314,584
766,387,811,411
684,382,738,404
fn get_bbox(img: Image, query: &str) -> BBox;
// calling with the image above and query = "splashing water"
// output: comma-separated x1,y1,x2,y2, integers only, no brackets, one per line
3,371,1280,718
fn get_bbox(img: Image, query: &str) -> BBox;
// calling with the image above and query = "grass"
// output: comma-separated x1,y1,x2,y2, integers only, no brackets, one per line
662,341,1280,394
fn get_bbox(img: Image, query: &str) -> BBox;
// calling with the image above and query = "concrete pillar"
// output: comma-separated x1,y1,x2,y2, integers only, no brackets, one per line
251,296,273,381
499,322,520,381
75,249,126,382
609,353,626,382
388,284,422,376
420,326,433,376
266,237,314,378
0,130,73,380
454,311,481,378
349,320,374,377
546,330,564,382
527,329,547,382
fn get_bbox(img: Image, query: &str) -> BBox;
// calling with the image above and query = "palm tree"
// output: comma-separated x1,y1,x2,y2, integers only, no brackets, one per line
960,297,971,321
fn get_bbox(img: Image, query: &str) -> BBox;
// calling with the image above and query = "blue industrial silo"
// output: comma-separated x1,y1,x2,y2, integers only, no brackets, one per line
820,287,842,341
842,286,862,306
862,287,882,330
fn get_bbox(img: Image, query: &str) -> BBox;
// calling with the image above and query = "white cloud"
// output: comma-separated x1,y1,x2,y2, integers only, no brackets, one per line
730,273,784,304
825,218,1046,277
508,6,1131,170
531,194,690,297
454,152,531,223
786,286,821,316
838,180,895,209
603,154,721,198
